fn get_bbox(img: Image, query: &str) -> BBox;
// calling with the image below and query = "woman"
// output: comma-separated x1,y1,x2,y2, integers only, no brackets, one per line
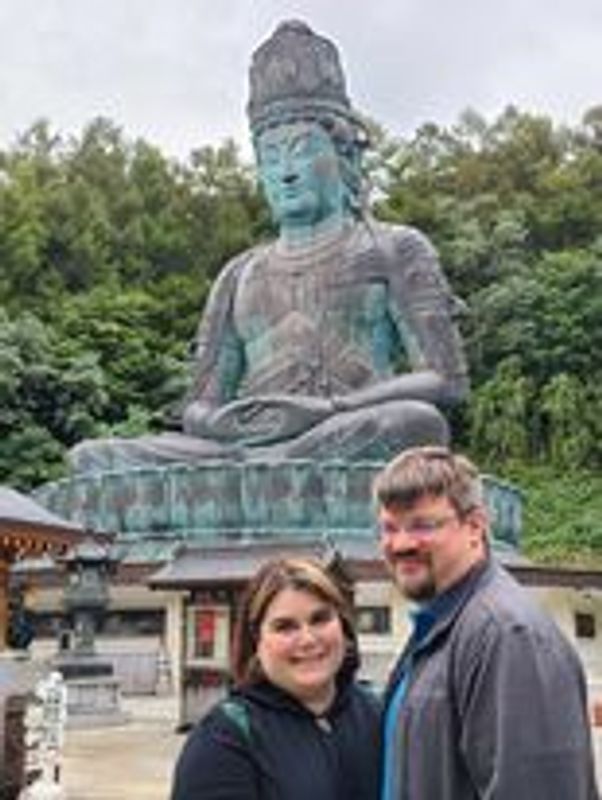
171,557,381,799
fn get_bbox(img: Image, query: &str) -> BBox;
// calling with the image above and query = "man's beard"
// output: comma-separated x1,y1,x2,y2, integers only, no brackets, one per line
390,551,437,603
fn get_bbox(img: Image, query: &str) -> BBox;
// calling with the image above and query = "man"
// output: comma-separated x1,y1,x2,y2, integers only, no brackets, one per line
374,445,598,799
70,21,467,473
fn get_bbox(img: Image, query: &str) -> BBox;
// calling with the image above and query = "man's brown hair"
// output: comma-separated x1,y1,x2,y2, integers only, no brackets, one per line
373,445,483,517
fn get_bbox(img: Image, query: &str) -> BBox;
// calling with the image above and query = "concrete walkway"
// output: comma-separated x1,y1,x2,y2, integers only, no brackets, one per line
61,693,602,799
61,694,183,800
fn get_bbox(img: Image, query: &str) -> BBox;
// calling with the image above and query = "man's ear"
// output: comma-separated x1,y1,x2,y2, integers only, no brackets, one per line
466,506,488,548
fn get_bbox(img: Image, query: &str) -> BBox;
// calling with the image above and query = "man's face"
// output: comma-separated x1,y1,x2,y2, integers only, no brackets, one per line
255,121,345,229
377,494,486,603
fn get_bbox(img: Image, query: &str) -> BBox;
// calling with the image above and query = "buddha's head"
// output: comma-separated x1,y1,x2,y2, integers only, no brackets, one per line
248,21,368,228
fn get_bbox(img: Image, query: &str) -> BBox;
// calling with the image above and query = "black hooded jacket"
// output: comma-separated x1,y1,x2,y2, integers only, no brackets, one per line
170,678,381,800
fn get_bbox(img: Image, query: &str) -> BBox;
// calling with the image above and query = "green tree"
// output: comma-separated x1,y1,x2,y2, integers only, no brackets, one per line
0,310,108,488
541,374,591,469
0,160,49,306
469,358,532,464
55,287,189,427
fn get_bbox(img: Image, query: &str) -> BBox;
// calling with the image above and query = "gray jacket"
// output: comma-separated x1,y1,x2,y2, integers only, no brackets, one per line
383,559,599,799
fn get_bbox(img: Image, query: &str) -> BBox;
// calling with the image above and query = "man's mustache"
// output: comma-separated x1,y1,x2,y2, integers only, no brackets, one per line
389,548,428,563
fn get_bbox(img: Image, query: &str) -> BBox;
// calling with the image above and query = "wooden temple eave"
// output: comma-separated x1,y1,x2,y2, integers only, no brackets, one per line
0,524,96,650
0,521,94,554
0,536,71,564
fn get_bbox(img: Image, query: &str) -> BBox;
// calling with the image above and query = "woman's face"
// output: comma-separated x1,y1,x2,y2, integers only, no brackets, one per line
256,586,346,711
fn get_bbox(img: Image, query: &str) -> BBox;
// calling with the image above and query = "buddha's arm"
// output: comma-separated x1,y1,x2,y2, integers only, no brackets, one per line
331,371,448,413
384,226,470,406
194,394,333,445
186,372,454,445
182,257,247,437
182,325,245,437
192,371,451,445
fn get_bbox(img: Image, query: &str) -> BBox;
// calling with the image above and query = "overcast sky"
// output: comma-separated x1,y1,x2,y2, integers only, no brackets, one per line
1,0,600,161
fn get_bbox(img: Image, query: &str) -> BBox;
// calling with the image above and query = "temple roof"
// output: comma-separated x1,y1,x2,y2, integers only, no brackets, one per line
147,536,377,589
1,487,82,528
147,533,535,590
0,486,110,559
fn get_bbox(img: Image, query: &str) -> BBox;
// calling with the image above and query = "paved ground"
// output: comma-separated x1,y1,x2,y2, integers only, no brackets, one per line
61,695,183,800
60,694,602,799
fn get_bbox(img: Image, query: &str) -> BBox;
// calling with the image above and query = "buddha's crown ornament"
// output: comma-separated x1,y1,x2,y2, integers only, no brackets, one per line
248,20,362,134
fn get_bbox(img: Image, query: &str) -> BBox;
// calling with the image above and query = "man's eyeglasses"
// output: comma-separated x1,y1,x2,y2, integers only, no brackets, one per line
376,514,459,539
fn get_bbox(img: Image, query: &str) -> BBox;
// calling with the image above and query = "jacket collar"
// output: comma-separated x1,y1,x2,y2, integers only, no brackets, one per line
412,556,492,655
384,557,493,703
235,672,354,720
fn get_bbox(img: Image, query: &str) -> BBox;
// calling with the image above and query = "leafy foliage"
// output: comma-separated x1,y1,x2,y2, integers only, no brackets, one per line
0,309,108,488
500,465,602,565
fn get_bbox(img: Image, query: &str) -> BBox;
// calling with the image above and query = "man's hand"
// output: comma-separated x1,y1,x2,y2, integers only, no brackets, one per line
202,395,334,445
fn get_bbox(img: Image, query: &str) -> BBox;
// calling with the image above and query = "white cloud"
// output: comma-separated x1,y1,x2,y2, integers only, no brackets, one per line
0,0,600,159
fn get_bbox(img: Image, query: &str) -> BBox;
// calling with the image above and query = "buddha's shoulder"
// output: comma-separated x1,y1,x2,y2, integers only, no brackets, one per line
359,219,438,262
209,242,272,292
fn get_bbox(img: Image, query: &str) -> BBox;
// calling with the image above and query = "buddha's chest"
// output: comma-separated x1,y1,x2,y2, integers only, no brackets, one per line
232,260,389,344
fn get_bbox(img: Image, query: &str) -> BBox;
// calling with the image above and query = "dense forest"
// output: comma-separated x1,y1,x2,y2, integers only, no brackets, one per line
1,107,600,563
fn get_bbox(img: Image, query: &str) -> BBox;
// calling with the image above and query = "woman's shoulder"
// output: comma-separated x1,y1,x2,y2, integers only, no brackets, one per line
171,698,261,800
210,695,255,743
178,694,257,754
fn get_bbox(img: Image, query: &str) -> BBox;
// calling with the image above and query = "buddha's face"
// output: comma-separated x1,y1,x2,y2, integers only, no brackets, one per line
255,121,345,230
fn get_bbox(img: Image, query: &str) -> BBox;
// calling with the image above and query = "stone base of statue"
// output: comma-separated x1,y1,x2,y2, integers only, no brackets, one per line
34,459,522,559
53,656,128,729
62,675,128,729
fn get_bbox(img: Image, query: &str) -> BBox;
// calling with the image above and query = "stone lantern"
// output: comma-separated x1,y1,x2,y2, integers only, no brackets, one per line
59,539,115,667
54,539,128,727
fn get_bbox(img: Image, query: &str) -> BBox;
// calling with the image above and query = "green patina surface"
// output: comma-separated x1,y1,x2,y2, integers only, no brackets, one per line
34,460,522,562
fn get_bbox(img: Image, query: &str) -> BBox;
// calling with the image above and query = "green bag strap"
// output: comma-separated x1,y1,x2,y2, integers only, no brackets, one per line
220,698,252,744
